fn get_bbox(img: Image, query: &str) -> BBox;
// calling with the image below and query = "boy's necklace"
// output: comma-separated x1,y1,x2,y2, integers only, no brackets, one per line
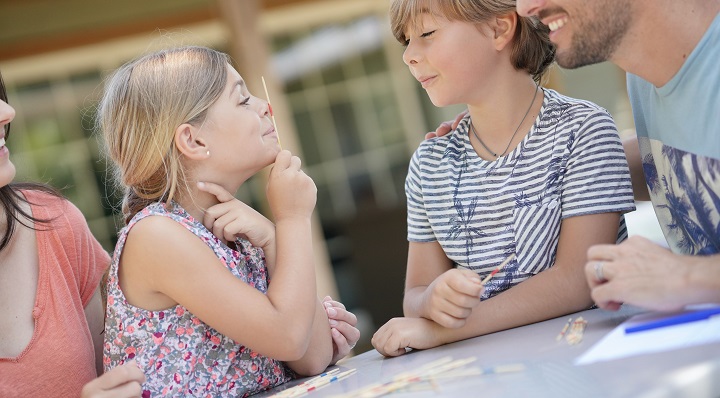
470,84,540,159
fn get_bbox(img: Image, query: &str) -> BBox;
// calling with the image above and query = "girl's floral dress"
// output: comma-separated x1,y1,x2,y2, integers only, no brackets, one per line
103,202,292,397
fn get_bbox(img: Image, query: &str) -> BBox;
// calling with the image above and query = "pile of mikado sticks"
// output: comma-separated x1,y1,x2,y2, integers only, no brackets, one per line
331,356,525,398
555,316,588,345
270,368,357,398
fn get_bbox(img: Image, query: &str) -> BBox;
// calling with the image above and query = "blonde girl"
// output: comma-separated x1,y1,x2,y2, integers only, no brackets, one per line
99,46,358,396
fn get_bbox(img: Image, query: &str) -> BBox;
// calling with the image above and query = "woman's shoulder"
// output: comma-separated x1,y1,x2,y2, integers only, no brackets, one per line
20,188,81,225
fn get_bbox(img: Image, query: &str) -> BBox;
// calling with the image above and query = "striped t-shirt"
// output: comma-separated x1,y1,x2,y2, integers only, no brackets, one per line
406,88,635,299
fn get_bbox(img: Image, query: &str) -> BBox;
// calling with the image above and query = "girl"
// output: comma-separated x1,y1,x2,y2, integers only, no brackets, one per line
99,46,358,396
0,73,145,396
372,0,635,356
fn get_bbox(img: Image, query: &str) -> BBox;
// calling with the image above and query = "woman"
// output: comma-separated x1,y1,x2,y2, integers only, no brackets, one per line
0,71,145,397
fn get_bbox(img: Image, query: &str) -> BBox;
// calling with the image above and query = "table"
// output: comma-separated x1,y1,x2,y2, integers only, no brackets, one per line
256,306,720,397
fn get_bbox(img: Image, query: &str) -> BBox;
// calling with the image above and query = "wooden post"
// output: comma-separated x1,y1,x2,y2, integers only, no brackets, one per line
215,0,338,299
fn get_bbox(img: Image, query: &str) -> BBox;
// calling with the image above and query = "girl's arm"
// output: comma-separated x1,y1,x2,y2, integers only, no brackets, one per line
285,299,333,375
120,152,324,363
122,214,320,361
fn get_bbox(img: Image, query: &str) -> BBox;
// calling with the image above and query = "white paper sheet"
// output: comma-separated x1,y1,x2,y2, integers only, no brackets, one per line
575,307,720,365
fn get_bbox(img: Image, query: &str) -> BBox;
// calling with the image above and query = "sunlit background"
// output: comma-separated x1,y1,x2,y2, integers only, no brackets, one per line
0,0,663,353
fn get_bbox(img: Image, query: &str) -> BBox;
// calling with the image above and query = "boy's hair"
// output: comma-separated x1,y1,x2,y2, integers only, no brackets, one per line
389,0,555,82
97,46,229,224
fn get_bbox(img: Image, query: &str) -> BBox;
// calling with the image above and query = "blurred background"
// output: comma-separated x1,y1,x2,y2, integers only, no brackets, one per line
0,0,663,354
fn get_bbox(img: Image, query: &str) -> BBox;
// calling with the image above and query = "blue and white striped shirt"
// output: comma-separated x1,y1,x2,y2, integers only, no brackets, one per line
406,89,636,299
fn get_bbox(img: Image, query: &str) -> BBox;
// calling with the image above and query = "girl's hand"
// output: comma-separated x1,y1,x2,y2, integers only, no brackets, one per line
372,317,443,357
422,268,484,328
266,150,317,222
81,360,145,398
323,296,360,364
198,181,275,249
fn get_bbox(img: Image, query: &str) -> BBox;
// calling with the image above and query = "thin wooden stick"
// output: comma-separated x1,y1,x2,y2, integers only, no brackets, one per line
556,317,573,341
271,368,356,398
261,76,282,149
481,254,515,285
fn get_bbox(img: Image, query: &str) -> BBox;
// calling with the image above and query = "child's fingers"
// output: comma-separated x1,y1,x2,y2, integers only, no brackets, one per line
332,322,360,348
288,155,302,172
272,150,292,172
83,360,145,397
326,305,357,326
322,296,346,310
450,269,484,297
197,181,235,203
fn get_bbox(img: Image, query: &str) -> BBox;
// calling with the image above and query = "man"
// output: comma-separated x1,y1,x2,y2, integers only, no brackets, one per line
436,0,720,311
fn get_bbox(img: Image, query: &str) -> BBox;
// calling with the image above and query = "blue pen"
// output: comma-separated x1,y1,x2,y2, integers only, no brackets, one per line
625,307,720,334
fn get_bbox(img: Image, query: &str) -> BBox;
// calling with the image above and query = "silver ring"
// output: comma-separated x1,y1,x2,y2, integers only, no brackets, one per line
594,261,606,281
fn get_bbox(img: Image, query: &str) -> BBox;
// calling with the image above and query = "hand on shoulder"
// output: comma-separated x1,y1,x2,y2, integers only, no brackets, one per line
427,110,468,139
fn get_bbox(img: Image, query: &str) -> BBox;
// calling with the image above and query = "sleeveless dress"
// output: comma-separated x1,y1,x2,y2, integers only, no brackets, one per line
103,202,292,397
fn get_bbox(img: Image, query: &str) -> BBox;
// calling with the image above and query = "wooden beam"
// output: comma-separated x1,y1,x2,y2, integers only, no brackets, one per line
0,9,216,62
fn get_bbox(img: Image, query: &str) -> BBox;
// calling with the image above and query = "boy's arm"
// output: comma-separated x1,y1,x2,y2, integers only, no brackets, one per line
432,212,615,344
374,212,617,355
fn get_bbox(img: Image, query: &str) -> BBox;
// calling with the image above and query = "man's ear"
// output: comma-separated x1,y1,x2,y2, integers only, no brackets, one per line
174,123,209,160
492,12,518,52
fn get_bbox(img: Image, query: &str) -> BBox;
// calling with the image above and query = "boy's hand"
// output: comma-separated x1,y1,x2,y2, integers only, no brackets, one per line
422,268,483,328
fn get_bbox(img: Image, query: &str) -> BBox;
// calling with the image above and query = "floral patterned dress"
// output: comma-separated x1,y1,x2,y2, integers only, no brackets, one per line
103,202,292,397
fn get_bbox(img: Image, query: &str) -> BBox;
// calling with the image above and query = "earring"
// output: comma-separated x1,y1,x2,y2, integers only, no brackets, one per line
206,151,210,157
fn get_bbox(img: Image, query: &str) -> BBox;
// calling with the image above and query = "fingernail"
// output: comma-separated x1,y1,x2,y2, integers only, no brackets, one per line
324,301,333,308
329,319,338,327
327,307,337,317
197,182,205,188
331,328,340,337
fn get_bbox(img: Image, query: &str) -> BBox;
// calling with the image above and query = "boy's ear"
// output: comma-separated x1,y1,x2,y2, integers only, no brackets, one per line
174,123,208,160
492,12,518,52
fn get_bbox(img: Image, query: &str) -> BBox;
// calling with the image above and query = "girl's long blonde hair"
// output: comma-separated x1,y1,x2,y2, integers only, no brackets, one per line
97,46,229,224
390,0,555,83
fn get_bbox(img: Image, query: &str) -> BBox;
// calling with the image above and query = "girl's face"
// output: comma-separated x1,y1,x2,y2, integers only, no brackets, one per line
0,97,17,188
200,65,280,185
402,13,498,107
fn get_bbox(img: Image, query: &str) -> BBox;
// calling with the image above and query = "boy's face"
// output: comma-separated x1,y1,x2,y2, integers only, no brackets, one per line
401,13,497,107
516,0,632,69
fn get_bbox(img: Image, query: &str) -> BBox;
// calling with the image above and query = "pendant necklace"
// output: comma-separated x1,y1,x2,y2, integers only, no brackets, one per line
470,84,540,159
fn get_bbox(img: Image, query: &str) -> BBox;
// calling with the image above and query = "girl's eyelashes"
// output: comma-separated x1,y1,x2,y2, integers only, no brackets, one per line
420,30,436,38
238,96,251,106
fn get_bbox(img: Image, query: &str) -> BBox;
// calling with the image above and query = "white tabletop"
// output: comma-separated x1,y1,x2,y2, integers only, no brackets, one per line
257,306,720,397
